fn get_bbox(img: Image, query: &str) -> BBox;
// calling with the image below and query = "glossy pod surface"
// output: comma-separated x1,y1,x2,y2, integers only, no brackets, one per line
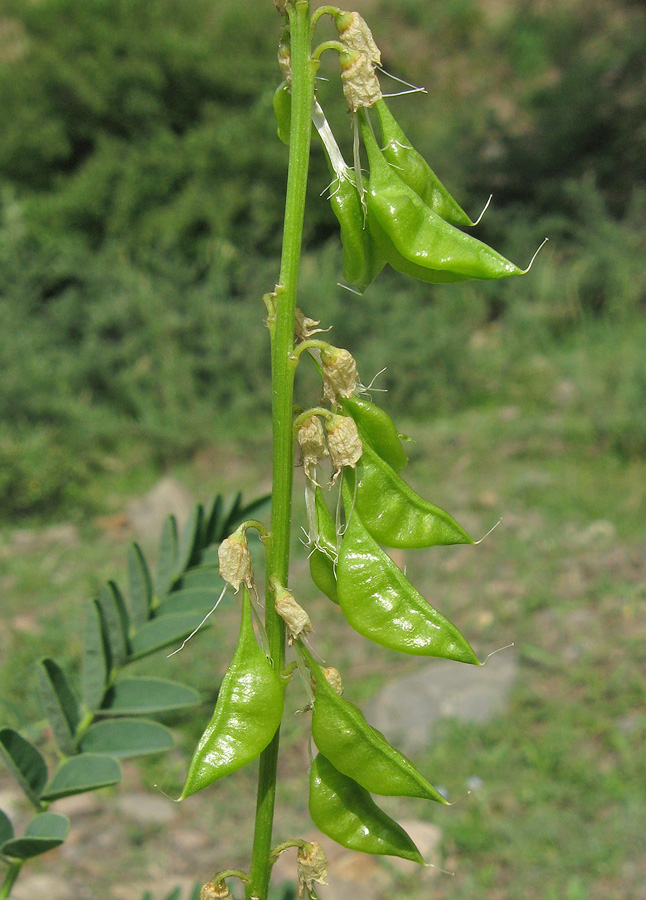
360,112,526,282
180,587,284,798
375,98,475,227
354,443,474,549
337,499,480,664
308,651,449,800
309,753,424,863
340,395,408,473
329,173,385,292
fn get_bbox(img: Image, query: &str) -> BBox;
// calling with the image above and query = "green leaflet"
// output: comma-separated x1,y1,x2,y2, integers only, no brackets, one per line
37,658,81,756
0,728,47,807
41,754,122,801
0,812,69,860
79,719,174,758
180,587,284,799
100,677,201,716
309,754,423,863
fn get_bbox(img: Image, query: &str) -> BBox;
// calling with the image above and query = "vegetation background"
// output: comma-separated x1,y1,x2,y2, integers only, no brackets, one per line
0,0,645,898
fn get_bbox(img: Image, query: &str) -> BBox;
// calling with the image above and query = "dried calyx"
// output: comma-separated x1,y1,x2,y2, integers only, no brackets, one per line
297,415,329,482
275,584,313,645
297,841,328,899
321,346,359,406
326,414,363,481
218,526,254,592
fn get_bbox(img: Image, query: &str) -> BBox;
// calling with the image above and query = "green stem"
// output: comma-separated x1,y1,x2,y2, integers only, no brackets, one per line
0,861,22,899
247,2,317,898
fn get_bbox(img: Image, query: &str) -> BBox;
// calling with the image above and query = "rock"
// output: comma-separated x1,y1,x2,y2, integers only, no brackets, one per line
115,792,178,826
365,651,518,756
127,477,194,542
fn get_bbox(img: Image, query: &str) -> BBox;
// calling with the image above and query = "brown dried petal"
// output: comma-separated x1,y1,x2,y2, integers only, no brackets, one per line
275,592,312,645
321,347,359,405
297,415,328,481
297,842,328,898
294,308,327,343
337,11,381,65
340,49,382,113
326,415,363,476
200,881,233,900
320,666,344,696
218,534,253,591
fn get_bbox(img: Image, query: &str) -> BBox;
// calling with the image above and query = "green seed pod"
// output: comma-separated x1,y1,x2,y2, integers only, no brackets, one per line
309,753,424,863
305,648,449,800
179,587,284,798
359,111,535,282
340,395,408,473
375,99,476,227
273,81,291,145
309,487,338,604
329,171,386,292
337,487,480,664
354,443,473,549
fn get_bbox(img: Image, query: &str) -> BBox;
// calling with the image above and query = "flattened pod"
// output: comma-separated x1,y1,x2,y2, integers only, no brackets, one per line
309,754,424,863
360,112,530,282
337,493,480,664
273,81,291,145
375,98,476,227
179,587,284,798
354,443,473,549
306,649,449,799
309,488,338,604
329,172,385,292
340,395,408,473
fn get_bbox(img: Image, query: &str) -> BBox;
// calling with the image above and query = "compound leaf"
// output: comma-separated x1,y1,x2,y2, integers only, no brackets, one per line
79,719,174,758
0,728,47,806
41,754,122,801
37,658,80,756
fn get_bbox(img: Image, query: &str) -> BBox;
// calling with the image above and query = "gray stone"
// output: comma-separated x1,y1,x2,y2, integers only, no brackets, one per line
127,477,194,542
365,651,518,756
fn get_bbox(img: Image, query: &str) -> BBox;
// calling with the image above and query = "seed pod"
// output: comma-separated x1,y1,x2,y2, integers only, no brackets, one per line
359,111,532,282
273,81,291,146
179,587,284,798
326,414,362,482
306,647,449,800
218,527,253,591
354,443,473,549
337,485,480,664
275,586,312,645
340,395,408,473
309,754,424,863
321,346,359,406
297,415,328,481
308,487,339,604
297,842,328,898
375,99,476,227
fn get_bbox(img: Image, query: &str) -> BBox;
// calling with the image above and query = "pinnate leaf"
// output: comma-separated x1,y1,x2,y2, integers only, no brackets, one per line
83,598,111,710
129,611,214,659
128,542,153,629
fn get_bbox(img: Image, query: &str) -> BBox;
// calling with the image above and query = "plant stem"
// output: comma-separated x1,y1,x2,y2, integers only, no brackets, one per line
247,2,317,898
0,861,22,899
